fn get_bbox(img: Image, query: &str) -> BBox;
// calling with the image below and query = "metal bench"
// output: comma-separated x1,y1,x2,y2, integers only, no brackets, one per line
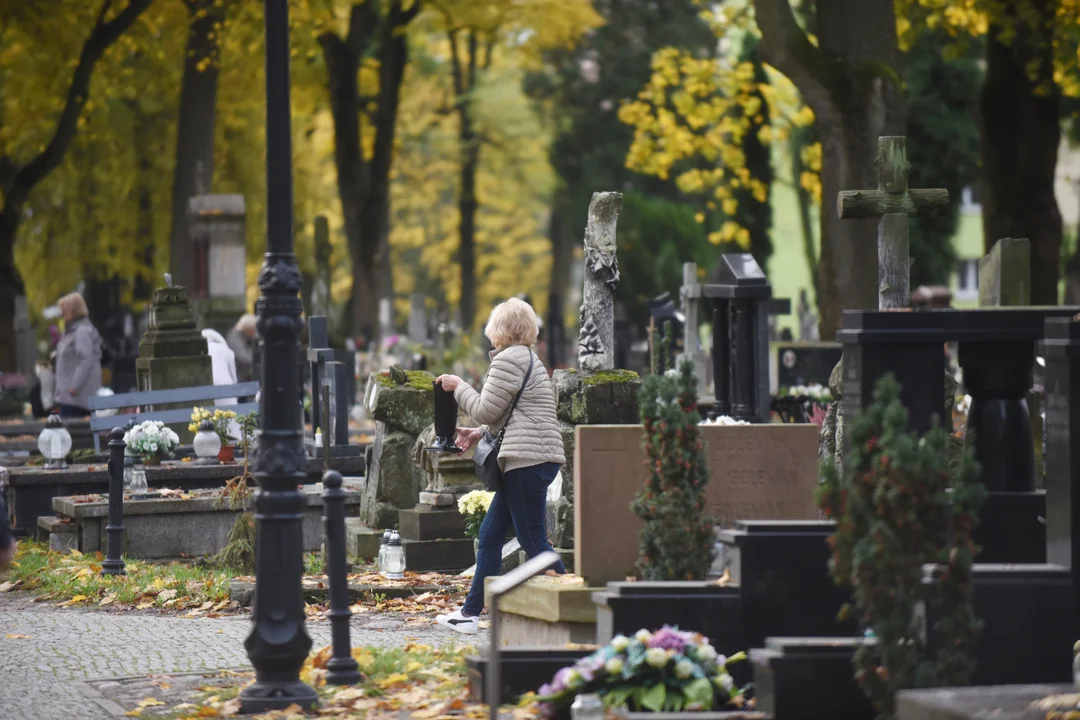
87,382,259,452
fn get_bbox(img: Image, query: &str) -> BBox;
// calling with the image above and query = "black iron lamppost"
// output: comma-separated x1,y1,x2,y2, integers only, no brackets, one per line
239,0,318,712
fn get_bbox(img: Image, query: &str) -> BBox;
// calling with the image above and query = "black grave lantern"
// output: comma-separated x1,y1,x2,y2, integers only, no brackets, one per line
703,253,772,423
428,381,463,454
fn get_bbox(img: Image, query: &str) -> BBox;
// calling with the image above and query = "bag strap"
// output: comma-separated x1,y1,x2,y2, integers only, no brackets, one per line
498,350,535,437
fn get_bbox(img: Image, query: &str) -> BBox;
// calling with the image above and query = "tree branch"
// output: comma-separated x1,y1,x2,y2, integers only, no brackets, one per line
446,29,465,97
12,0,153,198
752,0,842,132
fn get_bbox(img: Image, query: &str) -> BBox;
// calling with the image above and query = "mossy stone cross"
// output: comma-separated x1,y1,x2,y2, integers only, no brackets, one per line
837,136,950,310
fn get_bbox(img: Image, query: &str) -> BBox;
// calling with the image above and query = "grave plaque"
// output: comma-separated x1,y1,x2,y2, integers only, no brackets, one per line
573,423,819,585
773,342,843,390
979,237,1030,307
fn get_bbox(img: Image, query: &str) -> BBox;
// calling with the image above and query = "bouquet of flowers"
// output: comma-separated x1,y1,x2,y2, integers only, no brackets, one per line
779,383,832,403
457,490,495,539
189,407,237,445
535,626,746,716
123,421,180,461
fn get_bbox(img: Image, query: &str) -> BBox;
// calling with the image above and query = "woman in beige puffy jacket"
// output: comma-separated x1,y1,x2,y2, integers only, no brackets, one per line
434,297,566,634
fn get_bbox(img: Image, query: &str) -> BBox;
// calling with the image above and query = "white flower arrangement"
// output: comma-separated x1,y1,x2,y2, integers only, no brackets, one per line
700,416,750,426
457,490,495,539
123,420,180,460
780,383,832,402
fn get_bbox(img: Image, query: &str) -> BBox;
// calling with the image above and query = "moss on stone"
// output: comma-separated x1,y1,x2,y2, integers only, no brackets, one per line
374,370,437,392
581,369,640,386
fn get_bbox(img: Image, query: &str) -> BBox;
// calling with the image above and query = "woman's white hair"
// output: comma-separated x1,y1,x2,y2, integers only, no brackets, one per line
485,297,540,348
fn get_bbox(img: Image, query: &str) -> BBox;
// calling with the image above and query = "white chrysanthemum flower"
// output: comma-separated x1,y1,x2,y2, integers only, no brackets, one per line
645,648,669,669
674,659,694,679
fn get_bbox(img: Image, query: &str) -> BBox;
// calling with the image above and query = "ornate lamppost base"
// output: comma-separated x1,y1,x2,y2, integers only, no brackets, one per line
239,680,319,713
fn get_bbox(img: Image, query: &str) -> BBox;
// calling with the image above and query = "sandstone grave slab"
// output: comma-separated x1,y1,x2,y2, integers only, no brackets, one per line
574,423,820,585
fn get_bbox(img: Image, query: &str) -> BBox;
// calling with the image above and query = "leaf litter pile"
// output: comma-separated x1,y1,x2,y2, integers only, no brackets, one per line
121,643,544,719
2,542,469,620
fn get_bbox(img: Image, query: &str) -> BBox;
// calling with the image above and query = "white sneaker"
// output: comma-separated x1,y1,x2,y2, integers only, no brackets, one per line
436,608,479,635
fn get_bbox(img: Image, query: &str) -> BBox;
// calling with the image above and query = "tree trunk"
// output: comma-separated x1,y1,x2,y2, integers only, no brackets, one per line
457,109,480,330
756,0,904,339
548,190,574,367
980,7,1062,305
0,0,153,370
320,0,418,340
0,202,25,371
167,0,223,291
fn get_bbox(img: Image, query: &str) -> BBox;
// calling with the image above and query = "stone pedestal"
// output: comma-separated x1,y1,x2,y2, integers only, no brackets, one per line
187,194,247,335
751,638,875,720
551,368,641,550
135,286,213,442
358,371,435,528
414,425,482,506
397,503,475,572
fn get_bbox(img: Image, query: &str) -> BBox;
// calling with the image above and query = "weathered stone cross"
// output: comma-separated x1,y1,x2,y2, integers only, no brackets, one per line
837,136,950,309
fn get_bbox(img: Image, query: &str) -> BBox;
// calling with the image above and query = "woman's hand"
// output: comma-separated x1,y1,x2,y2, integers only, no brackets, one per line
455,426,483,452
437,374,463,392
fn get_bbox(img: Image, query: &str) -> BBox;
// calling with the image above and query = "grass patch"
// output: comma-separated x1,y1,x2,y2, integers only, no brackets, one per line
374,370,437,391
304,551,323,576
582,369,640,386
2,541,234,612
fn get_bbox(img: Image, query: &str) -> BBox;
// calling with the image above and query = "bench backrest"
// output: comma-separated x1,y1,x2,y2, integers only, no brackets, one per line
88,382,259,452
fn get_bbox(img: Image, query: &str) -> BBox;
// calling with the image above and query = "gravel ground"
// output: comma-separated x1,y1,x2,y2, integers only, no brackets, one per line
0,592,487,720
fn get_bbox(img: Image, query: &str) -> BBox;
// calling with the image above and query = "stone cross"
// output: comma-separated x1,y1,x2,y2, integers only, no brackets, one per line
979,237,1030,307
679,262,710,393
311,215,332,318
837,136,950,309
578,191,623,371
408,294,428,345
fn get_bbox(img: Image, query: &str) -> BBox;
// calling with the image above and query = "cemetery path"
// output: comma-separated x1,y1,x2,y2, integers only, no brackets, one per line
0,593,488,720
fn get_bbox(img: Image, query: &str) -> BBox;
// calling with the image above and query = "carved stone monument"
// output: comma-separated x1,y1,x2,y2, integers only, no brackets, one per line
187,194,247,334
578,191,622,371
135,283,214,441
310,215,332,318
549,190,641,552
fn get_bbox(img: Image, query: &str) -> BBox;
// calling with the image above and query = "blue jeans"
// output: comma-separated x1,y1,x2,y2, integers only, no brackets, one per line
462,462,566,616
59,405,89,419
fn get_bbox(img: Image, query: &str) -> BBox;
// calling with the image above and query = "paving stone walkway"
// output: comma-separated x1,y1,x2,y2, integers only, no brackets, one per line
0,593,487,720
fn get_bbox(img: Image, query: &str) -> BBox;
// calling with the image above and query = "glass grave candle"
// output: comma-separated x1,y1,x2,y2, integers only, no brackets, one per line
193,419,221,464
38,414,72,470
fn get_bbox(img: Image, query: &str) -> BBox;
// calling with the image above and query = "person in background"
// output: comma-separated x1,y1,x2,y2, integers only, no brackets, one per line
202,329,238,406
433,297,566,635
227,314,258,382
53,293,103,419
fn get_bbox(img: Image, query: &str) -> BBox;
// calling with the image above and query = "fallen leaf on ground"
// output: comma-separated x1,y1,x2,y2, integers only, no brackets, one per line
5,634,31,639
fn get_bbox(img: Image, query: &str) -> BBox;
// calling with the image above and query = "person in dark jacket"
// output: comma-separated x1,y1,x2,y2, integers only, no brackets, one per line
53,293,103,418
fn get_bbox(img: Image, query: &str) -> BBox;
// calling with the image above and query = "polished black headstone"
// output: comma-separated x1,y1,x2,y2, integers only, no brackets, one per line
751,637,874,720
922,563,1072,686
465,647,596,705
718,521,855,647
1039,317,1080,636
703,254,772,422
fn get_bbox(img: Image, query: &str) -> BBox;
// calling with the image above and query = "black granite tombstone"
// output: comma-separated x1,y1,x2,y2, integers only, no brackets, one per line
751,638,875,720
703,254,772,423
921,563,1072,686
1039,317,1080,638
306,316,330,436
838,308,1080,563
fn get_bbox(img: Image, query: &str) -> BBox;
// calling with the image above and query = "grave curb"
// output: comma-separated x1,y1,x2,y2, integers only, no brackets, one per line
76,667,251,717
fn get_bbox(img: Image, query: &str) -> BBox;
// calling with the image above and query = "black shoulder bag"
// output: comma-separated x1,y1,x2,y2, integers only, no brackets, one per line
474,351,535,491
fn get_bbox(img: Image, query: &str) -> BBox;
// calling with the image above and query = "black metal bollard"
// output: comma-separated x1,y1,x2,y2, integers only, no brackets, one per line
101,427,126,576
322,470,362,685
